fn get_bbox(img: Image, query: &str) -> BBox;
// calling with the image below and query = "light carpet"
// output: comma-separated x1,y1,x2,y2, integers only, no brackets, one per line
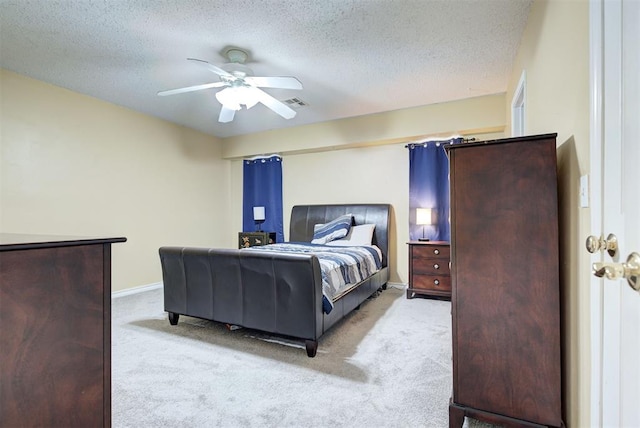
112,286,492,427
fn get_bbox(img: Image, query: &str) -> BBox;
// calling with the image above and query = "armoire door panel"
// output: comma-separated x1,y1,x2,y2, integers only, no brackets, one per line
447,135,563,428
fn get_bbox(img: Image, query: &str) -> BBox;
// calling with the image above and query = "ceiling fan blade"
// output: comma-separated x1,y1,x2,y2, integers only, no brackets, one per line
251,87,297,119
244,76,303,90
218,105,237,123
187,58,234,78
157,81,226,96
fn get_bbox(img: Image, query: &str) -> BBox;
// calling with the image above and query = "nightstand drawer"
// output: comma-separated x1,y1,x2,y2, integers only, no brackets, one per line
412,244,450,259
413,260,450,275
412,274,451,292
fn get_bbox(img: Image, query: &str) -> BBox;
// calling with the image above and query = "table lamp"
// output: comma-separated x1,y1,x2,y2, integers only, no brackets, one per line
416,208,433,241
253,206,266,232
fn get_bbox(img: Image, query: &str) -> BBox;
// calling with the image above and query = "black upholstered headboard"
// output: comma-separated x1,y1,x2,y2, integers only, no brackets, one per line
289,204,391,268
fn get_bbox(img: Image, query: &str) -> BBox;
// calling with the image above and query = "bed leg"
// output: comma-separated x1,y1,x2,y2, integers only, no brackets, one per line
168,312,179,325
381,283,387,290
305,340,318,358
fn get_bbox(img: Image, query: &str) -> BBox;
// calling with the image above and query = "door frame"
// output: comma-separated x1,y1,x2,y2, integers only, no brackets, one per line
588,0,629,424
589,0,604,424
589,0,603,426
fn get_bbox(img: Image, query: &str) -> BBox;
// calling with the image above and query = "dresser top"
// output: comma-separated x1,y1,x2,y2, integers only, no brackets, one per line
444,133,557,152
0,233,127,251
407,240,449,245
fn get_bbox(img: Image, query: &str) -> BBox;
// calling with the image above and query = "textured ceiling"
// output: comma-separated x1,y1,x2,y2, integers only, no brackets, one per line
0,0,532,139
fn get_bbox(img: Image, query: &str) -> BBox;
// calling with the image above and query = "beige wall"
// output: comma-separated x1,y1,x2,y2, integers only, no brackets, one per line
1,69,505,289
504,0,590,426
223,94,505,159
0,70,230,291
285,145,408,283
226,94,506,284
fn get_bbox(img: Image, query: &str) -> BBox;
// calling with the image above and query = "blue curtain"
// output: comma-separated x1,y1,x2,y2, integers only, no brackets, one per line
408,139,462,241
242,155,284,242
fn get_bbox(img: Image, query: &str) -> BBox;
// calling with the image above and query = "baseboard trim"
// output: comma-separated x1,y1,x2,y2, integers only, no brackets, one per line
386,282,406,290
112,282,162,299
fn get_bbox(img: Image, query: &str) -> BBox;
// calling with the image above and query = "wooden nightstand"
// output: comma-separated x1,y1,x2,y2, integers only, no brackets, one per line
238,231,276,248
407,241,451,299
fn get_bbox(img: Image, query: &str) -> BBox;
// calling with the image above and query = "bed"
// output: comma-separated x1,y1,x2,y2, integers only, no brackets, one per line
159,203,391,357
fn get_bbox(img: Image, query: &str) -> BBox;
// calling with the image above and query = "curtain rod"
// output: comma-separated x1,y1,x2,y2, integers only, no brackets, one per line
404,137,475,148
244,153,281,161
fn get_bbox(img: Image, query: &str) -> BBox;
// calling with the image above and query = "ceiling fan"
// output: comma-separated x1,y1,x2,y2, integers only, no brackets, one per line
158,47,303,123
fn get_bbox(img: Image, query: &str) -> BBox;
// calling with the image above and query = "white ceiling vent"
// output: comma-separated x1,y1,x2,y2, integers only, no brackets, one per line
283,97,308,109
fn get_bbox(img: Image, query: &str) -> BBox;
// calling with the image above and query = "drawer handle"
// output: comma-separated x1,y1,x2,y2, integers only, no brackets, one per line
433,263,440,269
434,249,440,255
434,279,440,285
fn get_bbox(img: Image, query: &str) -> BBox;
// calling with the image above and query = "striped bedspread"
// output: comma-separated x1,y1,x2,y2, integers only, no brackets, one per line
244,242,382,313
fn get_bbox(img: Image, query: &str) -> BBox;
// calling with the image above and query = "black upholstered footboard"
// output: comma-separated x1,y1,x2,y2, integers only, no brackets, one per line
160,247,324,344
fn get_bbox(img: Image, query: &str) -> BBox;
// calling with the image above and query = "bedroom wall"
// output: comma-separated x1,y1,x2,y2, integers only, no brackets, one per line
0,67,505,291
504,0,590,426
222,94,506,159
0,69,230,292
285,144,407,282
224,94,507,284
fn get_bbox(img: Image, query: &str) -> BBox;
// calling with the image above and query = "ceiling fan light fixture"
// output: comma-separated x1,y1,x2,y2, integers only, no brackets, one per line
239,86,260,109
215,86,259,110
215,88,240,110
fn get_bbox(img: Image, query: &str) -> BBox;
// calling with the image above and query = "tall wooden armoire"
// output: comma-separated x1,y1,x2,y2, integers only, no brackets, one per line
446,134,563,428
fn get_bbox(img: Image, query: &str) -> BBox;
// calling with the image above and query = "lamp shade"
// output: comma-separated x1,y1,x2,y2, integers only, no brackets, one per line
416,208,433,226
253,206,266,221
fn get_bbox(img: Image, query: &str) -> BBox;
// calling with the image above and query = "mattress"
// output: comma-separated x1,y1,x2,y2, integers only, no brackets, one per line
244,242,382,312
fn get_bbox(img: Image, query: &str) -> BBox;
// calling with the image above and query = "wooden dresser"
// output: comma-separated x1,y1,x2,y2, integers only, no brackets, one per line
446,134,563,428
407,241,451,299
0,234,126,428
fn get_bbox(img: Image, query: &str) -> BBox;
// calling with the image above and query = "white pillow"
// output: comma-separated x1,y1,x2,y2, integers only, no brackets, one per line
325,224,375,246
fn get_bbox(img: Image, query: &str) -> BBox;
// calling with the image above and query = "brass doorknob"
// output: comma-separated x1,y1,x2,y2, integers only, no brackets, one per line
592,252,640,292
586,233,619,257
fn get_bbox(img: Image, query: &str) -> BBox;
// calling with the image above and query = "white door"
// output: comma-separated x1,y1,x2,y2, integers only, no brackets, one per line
590,0,640,426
